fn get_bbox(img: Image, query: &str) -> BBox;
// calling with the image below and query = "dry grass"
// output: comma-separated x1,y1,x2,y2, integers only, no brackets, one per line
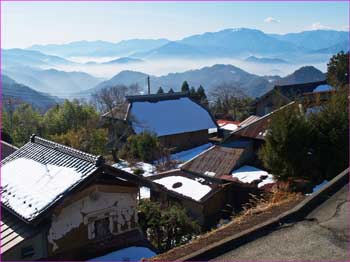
234,190,303,224
150,190,304,261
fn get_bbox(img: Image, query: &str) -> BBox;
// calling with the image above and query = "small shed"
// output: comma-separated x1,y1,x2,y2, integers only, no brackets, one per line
1,135,150,261
148,170,256,228
102,92,218,152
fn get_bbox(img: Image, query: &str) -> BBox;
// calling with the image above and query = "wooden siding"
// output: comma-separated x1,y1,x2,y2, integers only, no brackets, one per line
159,129,209,152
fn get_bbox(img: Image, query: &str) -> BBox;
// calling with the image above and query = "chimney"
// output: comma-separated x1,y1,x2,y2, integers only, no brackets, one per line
147,76,151,94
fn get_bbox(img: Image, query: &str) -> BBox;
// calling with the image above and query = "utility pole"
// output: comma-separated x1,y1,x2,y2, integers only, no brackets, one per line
147,76,151,95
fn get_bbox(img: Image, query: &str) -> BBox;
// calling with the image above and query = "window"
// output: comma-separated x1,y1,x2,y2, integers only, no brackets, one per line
21,246,34,258
95,217,112,240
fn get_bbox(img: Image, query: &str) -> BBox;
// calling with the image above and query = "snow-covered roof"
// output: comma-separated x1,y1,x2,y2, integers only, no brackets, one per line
313,84,334,93
152,174,213,201
128,96,217,136
170,143,213,163
231,165,274,188
1,135,103,222
89,246,156,261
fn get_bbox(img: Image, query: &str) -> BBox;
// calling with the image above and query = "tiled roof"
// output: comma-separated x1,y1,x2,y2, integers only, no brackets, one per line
230,102,295,140
181,145,246,178
1,135,104,223
239,115,261,127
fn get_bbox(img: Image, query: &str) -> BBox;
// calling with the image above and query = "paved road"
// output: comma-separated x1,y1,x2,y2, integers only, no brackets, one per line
213,184,350,260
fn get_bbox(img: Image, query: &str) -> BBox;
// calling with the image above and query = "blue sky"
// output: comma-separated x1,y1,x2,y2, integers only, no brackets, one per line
2,1,349,48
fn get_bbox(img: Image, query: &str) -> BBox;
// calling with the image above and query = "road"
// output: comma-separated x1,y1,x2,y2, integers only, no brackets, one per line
213,184,350,260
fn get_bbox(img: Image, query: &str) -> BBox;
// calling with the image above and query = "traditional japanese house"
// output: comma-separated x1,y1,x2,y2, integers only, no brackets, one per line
148,170,256,228
223,102,295,164
102,92,218,153
255,80,334,116
1,135,152,261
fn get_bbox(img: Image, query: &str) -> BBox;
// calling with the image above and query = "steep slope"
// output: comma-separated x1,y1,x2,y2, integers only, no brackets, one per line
276,66,326,85
2,75,60,111
4,67,103,97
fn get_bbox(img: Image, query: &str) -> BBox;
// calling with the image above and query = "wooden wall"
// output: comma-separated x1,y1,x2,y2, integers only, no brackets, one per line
159,129,209,152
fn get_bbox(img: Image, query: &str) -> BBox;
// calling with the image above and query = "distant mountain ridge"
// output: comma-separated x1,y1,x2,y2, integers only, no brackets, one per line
28,39,170,58
245,56,289,64
4,67,103,97
25,28,348,60
78,64,325,99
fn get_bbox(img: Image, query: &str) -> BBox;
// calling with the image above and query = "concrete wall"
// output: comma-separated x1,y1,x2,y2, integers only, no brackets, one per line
47,184,139,258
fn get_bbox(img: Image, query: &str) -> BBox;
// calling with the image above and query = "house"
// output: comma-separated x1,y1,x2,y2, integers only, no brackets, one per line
1,135,152,261
148,170,256,228
1,140,18,160
180,145,253,181
102,92,218,152
255,80,334,116
223,102,295,164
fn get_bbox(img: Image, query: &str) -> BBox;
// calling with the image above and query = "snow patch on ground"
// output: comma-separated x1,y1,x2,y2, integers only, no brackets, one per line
113,160,157,199
2,158,84,220
231,165,274,188
153,176,212,201
113,160,157,177
89,246,156,261
312,180,328,193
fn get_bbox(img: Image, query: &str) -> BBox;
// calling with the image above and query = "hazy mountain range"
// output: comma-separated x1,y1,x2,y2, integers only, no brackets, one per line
26,28,348,60
2,28,346,103
3,66,103,97
2,75,61,111
78,64,325,99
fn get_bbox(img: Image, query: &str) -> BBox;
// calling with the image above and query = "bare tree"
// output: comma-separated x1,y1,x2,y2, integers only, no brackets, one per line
92,84,142,161
210,84,250,120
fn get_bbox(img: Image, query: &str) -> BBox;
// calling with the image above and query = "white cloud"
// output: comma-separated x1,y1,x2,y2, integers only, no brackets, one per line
310,22,332,30
264,17,280,23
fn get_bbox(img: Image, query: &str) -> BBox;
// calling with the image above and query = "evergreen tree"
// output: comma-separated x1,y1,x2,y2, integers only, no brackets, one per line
327,51,349,88
259,104,316,181
157,86,164,94
168,88,175,94
309,87,349,180
196,85,209,106
189,86,196,97
181,81,190,92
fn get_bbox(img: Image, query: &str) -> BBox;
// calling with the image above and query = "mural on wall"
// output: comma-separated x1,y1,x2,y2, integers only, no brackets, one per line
48,187,138,252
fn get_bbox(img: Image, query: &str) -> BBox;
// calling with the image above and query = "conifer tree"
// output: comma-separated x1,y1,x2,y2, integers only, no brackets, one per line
157,86,164,94
181,81,190,92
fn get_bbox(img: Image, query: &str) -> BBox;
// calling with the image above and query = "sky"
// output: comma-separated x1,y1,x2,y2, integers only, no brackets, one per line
1,1,349,48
